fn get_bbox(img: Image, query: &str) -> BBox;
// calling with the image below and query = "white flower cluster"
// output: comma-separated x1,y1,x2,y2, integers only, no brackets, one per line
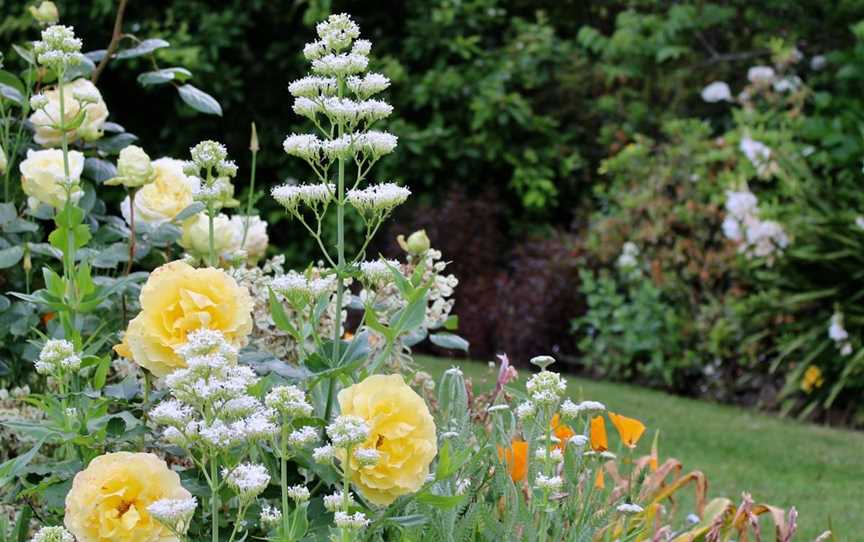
286,484,311,503
33,25,83,68
334,511,370,530
828,311,853,356
147,497,197,534
313,444,335,463
347,73,391,99
347,183,410,216
526,370,567,405
739,136,778,178
560,399,605,418
271,182,335,214
616,241,640,271
223,463,271,499
151,329,277,450
259,504,282,526
34,339,81,376
29,527,75,542
326,414,370,448
700,81,732,103
184,140,237,207
289,76,338,98
617,503,645,514
722,189,789,262
359,258,401,284
353,446,381,467
535,474,563,493
324,490,356,511
271,269,338,304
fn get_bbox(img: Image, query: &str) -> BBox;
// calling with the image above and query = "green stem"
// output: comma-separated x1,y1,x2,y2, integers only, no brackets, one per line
207,202,216,267
241,148,258,248
280,424,290,536
210,456,219,542
340,444,352,542
57,71,80,346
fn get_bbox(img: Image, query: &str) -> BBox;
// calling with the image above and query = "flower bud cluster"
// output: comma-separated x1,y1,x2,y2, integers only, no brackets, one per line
33,25,83,68
223,462,270,499
271,270,338,306
185,140,237,208
35,339,80,376
346,183,410,217
147,497,197,534
271,182,334,213
30,526,75,542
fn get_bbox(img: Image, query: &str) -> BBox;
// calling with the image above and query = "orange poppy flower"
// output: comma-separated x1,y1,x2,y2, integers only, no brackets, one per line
551,413,575,449
589,416,608,452
608,412,646,449
498,440,528,482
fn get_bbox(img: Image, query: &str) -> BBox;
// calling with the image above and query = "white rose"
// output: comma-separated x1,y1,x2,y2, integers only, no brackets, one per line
229,215,269,262
19,148,84,209
107,145,154,188
29,79,109,147
180,212,239,258
120,158,199,225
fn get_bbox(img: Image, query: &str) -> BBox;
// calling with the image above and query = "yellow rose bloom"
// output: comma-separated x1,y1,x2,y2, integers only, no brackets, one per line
120,158,199,225
29,79,109,146
337,374,437,505
19,148,85,210
179,212,239,258
65,452,191,542
116,260,253,376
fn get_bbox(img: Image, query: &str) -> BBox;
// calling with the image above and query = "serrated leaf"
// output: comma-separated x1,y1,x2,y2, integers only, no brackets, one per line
115,38,170,60
177,84,222,116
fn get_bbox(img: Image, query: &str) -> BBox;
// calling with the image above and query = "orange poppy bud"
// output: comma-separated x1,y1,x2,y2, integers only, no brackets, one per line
608,412,646,449
594,468,605,489
551,413,575,450
498,439,528,482
589,416,608,452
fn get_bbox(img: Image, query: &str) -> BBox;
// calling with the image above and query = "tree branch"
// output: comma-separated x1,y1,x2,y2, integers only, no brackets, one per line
91,0,129,85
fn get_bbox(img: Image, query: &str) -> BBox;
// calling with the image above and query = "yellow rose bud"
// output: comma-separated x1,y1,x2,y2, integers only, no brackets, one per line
28,79,108,147
107,145,155,188
29,1,59,25
115,260,253,376
337,374,437,505
65,452,191,542
19,148,84,210
180,212,239,259
121,158,198,225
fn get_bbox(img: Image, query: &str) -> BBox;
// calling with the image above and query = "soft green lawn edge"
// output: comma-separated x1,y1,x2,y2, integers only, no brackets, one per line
418,355,863,540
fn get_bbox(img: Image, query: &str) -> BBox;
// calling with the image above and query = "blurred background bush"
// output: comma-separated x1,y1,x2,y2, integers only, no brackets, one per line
3,0,864,426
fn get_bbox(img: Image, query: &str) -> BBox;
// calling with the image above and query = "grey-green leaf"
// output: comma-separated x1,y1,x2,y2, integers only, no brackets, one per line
0,246,23,269
177,84,222,116
115,38,170,60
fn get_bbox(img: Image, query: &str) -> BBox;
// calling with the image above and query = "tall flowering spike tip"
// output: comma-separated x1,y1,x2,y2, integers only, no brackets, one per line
316,13,361,51
530,355,555,370
249,122,259,152
189,140,228,170
33,24,83,68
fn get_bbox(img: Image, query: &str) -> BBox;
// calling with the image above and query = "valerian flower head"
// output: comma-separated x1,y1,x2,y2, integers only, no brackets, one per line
35,339,80,375
353,447,382,467
223,463,270,498
189,140,228,171
33,25,83,68
282,133,322,161
359,259,401,284
30,526,75,542
313,444,335,463
150,399,195,427
346,183,410,215
347,72,391,98
289,76,338,98
515,400,536,420
326,414,370,448
147,497,197,533
259,504,282,526
29,94,49,110
617,503,644,514
287,426,319,448
271,183,335,213
324,490,355,512
286,484,311,503
265,384,314,417
334,511,370,530
534,474,563,492
315,13,361,51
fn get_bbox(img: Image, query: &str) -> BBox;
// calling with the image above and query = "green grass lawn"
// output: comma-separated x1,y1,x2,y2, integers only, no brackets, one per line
418,355,863,540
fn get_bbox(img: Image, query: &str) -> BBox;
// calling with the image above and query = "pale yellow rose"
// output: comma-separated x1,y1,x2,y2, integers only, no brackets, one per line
65,452,191,542
116,260,253,376
180,212,239,259
107,145,155,188
29,79,109,146
337,374,437,505
19,148,84,209
120,158,199,225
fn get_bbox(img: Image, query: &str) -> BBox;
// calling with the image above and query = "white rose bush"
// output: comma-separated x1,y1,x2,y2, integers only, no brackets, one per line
0,6,825,542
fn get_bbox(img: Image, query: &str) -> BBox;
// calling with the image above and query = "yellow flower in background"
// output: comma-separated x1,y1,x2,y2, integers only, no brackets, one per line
115,260,253,376
608,412,646,449
801,365,824,394
29,78,108,146
590,415,608,452
19,148,84,209
120,158,198,226
65,452,190,542
337,374,437,505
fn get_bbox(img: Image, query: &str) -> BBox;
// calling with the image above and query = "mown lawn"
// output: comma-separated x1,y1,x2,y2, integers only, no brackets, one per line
419,355,863,540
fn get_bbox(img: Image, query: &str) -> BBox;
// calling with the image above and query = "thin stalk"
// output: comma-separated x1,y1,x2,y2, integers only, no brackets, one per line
280,424,290,536
210,456,219,542
57,71,79,346
124,189,136,275
207,203,216,267
340,444,353,542
241,142,258,248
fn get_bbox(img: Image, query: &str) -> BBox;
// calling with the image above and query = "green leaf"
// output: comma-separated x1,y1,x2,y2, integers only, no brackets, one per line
415,491,464,509
137,67,192,86
49,224,91,253
173,202,205,222
115,38,170,60
0,246,23,268
104,374,141,400
92,356,111,390
177,84,222,116
383,514,428,528
443,314,459,331
83,157,118,184
11,44,34,65
0,83,24,105
269,289,300,338
92,133,138,154
429,332,470,352
0,438,45,486
43,267,64,297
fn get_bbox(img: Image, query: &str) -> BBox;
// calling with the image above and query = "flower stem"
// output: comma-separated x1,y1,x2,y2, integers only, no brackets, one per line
124,189,136,275
207,202,216,267
340,444,352,542
280,424,290,536
210,456,219,542
241,142,258,249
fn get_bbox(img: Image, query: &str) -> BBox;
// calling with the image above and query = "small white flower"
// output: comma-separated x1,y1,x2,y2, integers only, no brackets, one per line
223,463,270,498
324,490,355,512
288,426,319,448
810,55,827,71
147,497,197,531
526,370,566,404
359,258,402,284
569,434,589,448
288,76,338,98
334,511,370,530
355,130,398,157
316,13,361,51
282,133,322,161
351,39,372,56
600,451,617,460
347,72,391,98
577,400,605,413
313,444,335,463
30,94,49,110
260,504,282,526
35,339,79,375
312,53,369,77
515,401,536,420
841,343,853,356
240,409,279,440
560,399,581,418
487,404,510,413
534,447,563,463
455,478,471,495
534,474,563,492
747,65,776,85
773,75,802,93
700,81,732,103
617,503,644,514
286,484,311,502
353,447,381,467
30,526,75,542
327,415,370,448
189,140,228,170
828,312,849,342
150,400,195,427
265,385,314,417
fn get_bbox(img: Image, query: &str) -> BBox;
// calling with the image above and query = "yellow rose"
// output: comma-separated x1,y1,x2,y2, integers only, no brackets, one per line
19,148,84,209
180,212,239,259
120,158,199,225
29,79,109,146
117,260,253,376
337,374,437,505
65,452,191,542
